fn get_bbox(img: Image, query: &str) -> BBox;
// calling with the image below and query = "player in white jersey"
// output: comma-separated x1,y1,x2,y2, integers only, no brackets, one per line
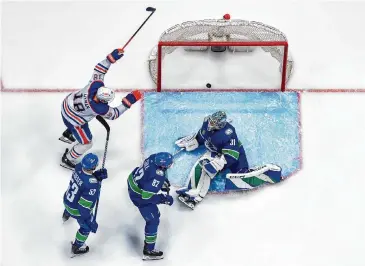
59,49,142,169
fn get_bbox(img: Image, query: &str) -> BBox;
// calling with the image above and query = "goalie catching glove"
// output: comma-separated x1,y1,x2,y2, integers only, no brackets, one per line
175,134,199,151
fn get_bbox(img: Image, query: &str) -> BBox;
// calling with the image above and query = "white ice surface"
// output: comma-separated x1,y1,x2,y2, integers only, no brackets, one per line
1,92,365,266
2,1,365,265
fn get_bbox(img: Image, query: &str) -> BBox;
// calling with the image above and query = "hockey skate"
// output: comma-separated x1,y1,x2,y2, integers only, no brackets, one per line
62,209,70,222
59,129,76,144
60,148,76,170
142,242,164,260
70,242,89,258
178,194,197,210
176,188,197,210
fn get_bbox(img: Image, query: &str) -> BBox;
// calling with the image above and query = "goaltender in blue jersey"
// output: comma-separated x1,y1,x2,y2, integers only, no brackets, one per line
127,152,174,261
176,111,282,210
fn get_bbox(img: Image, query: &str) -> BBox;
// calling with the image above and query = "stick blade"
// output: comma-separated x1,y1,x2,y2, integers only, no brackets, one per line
146,7,156,12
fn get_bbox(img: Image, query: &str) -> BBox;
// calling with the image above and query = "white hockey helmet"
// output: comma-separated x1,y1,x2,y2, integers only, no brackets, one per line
96,87,115,103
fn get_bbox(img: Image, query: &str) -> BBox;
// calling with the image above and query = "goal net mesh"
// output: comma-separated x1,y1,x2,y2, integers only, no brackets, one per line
148,19,293,90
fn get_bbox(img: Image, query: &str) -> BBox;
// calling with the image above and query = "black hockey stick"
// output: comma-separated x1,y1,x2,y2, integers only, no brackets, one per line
95,115,110,168
120,7,156,51
93,115,110,220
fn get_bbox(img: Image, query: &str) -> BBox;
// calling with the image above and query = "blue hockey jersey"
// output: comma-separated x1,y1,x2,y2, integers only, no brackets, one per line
196,117,249,172
128,154,168,207
63,163,100,220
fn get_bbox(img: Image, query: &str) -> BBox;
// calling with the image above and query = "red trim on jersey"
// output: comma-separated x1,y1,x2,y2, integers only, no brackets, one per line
75,126,90,144
95,65,107,73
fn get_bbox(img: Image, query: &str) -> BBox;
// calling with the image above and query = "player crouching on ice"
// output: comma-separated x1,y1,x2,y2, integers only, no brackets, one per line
127,152,174,260
62,153,108,257
175,111,282,210
59,49,142,169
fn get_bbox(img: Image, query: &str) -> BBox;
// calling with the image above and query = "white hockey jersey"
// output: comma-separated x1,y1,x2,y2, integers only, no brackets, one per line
61,58,128,126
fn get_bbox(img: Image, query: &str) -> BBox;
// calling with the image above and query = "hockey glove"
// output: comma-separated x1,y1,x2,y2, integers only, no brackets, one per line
107,49,124,64
94,169,108,181
175,134,199,151
161,179,171,193
159,194,174,206
122,90,142,108
85,218,99,233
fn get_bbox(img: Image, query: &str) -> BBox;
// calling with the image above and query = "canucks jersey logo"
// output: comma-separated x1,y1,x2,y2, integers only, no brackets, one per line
204,139,218,152
225,128,233,135
156,169,164,176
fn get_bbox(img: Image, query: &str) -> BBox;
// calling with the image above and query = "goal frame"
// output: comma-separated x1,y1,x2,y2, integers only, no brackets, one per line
157,41,289,92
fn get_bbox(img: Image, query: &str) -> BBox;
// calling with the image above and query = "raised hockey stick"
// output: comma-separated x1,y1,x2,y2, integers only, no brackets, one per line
119,7,156,51
93,115,111,220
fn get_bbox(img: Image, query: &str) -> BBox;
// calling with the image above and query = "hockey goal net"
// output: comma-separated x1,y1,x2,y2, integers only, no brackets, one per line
148,18,293,92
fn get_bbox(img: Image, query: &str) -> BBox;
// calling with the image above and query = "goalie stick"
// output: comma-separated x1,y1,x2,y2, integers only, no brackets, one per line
226,164,281,180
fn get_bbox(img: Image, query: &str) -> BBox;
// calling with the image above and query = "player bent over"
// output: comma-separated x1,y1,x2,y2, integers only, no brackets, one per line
62,153,108,257
175,111,282,210
59,49,142,169
127,152,174,260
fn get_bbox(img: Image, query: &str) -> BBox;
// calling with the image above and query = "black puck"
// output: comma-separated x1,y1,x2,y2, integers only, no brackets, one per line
206,83,212,88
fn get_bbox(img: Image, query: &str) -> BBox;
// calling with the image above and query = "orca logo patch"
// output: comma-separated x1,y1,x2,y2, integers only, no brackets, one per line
225,128,233,135
89,178,98,183
156,169,164,176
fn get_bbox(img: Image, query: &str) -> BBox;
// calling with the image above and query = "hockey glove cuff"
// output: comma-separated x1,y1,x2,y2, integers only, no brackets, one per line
122,90,142,108
107,49,124,64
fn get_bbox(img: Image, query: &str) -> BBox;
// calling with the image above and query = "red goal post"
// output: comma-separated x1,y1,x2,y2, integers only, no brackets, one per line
157,41,289,92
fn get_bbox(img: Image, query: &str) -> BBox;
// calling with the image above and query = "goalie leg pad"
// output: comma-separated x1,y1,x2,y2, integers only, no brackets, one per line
185,154,215,200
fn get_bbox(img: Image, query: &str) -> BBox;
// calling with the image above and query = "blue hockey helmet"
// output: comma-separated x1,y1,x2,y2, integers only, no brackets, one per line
82,153,99,171
154,152,173,168
207,111,227,131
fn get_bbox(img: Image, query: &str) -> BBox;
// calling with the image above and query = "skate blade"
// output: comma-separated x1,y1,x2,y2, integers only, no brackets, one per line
60,163,74,171
142,254,164,260
59,136,74,144
178,196,195,210
70,252,88,258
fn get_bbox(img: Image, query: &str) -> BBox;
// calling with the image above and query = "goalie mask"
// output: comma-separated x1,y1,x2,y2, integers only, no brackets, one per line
96,87,115,103
207,111,227,131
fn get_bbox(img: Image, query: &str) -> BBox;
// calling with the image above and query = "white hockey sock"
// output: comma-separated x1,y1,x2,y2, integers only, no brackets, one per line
67,142,93,162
